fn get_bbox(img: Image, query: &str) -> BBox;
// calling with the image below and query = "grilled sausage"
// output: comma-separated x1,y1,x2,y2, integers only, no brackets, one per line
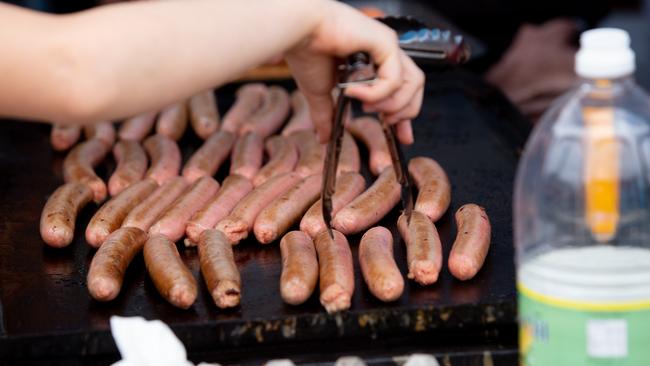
108,140,148,196
359,226,404,302
397,211,442,285
85,179,158,248
87,227,147,301
300,172,366,238
198,229,241,308
149,176,220,242
122,176,189,232
230,132,263,180
347,117,392,176
332,168,400,235
280,231,318,305
253,135,298,187
144,234,197,309
51,124,81,151
281,90,313,137
215,172,301,244
254,174,322,244
449,204,491,281
338,132,361,174
239,86,290,138
118,111,157,141
40,183,93,247
155,101,188,141
189,90,219,139
182,130,235,183
289,130,326,178
408,157,451,222
185,175,253,246
84,121,116,147
222,83,267,134
314,230,354,313
63,138,110,203
143,134,181,185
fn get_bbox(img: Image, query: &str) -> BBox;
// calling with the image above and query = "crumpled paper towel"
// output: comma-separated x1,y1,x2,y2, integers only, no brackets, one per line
110,316,219,366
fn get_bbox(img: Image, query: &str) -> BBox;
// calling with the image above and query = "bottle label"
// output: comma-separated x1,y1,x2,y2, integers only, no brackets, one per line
518,282,650,365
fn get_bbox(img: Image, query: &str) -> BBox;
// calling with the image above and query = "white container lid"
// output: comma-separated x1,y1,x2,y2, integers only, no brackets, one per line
575,28,635,79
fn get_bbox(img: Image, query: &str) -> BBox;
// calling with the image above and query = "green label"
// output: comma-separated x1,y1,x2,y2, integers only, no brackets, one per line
519,284,650,366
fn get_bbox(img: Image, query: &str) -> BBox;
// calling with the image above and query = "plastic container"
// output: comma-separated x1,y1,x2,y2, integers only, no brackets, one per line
514,28,650,365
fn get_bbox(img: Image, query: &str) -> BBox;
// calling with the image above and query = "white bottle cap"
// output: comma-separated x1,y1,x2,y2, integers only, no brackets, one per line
575,28,635,79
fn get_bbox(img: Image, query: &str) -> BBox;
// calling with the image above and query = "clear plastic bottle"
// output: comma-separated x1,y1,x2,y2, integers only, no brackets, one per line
514,28,650,365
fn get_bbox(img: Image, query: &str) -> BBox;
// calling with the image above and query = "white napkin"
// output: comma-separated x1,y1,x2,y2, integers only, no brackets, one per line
110,316,195,366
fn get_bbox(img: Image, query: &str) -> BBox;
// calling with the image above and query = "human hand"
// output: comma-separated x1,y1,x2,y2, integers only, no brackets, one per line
285,1,424,144
485,18,579,121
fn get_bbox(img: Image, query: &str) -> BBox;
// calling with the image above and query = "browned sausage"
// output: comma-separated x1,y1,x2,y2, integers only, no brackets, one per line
338,131,361,174
155,101,188,141
289,130,326,178
449,204,491,281
85,179,158,248
300,172,366,238
359,226,404,302
230,132,263,180
40,183,93,248
51,124,81,151
408,157,451,222
118,111,157,141
87,227,147,301
149,176,220,242
189,90,219,139
397,211,442,285
222,83,267,134
215,172,302,244
198,229,241,308
143,234,197,309
143,134,181,185
253,174,322,244
280,231,318,305
108,140,148,196
122,176,189,232
182,130,236,183
281,90,313,137
332,168,400,235
63,138,110,203
239,86,290,138
84,122,116,147
314,230,354,313
185,175,253,246
253,135,298,187
347,117,392,176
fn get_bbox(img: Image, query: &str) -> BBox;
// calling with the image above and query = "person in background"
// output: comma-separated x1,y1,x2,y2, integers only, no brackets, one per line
0,0,424,144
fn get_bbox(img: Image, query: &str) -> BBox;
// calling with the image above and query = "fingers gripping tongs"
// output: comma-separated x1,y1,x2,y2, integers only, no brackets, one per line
321,52,414,239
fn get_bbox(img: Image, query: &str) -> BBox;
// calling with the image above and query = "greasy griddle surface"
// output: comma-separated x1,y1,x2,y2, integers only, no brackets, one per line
0,70,528,362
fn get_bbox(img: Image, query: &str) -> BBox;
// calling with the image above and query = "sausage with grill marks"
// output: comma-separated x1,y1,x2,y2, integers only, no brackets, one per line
122,176,189,232
397,211,443,285
314,230,354,313
144,234,197,309
347,117,392,176
408,157,451,222
182,130,235,183
198,229,241,308
87,227,147,301
449,204,491,281
85,179,158,248
253,135,298,187
280,231,318,305
40,182,94,248
359,226,404,302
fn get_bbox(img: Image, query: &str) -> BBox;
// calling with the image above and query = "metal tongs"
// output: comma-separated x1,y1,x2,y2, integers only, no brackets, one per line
321,52,414,239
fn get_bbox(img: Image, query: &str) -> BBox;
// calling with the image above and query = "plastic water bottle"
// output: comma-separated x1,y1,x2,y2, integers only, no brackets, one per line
514,28,650,365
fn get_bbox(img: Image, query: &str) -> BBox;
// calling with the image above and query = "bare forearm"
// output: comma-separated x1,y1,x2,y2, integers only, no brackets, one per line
0,0,322,123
